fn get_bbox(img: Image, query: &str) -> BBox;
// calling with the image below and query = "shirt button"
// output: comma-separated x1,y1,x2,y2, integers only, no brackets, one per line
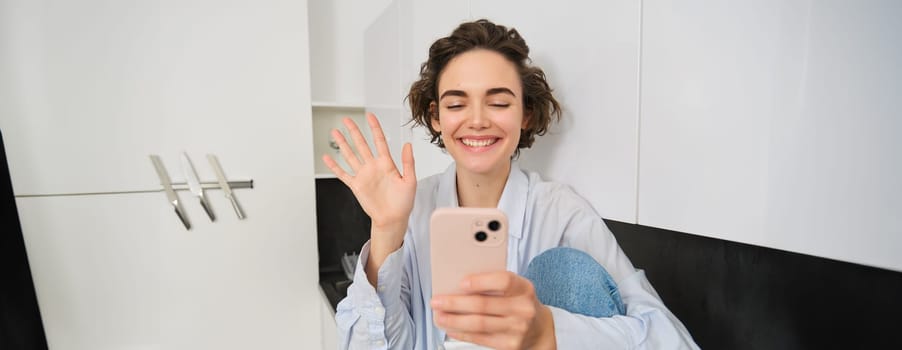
373,340,385,347
377,285,386,292
374,306,385,317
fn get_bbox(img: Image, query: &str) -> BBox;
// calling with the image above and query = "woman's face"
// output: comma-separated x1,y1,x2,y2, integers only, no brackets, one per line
432,49,527,177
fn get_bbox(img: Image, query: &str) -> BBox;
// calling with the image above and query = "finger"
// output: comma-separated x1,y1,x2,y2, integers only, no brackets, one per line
431,295,508,316
366,113,393,160
342,117,374,161
462,271,523,295
434,311,509,334
446,331,521,350
331,128,362,172
322,154,353,184
401,142,416,180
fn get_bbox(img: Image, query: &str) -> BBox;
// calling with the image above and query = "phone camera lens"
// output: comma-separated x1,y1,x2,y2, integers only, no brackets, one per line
488,220,501,231
474,231,488,242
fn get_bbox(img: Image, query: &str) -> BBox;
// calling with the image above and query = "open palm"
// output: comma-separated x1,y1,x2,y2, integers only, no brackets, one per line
322,113,417,231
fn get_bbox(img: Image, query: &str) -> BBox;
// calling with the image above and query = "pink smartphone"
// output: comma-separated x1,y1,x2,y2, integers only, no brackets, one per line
430,207,508,296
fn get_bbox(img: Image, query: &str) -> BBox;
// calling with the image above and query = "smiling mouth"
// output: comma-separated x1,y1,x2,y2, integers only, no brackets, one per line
460,138,499,148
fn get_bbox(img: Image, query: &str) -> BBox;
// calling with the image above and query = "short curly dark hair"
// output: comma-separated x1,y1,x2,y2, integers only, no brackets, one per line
407,19,561,157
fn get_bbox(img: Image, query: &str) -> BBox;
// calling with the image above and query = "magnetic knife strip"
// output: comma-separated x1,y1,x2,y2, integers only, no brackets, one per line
13,154,251,230
150,154,248,230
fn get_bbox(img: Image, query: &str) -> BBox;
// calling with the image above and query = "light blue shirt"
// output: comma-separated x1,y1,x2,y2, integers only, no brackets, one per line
336,163,699,349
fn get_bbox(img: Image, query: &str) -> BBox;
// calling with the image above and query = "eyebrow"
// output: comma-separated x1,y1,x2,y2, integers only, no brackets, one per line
439,87,517,100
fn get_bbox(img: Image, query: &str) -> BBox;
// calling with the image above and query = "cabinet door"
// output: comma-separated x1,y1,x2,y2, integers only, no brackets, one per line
639,0,902,271
18,190,318,349
308,0,398,106
470,0,642,223
0,0,314,197
1,0,321,349
15,195,164,350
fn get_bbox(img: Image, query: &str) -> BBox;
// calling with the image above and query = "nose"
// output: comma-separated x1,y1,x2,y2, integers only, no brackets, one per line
467,105,491,130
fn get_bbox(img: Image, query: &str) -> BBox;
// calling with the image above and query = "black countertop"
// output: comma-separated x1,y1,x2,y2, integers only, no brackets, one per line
319,265,351,311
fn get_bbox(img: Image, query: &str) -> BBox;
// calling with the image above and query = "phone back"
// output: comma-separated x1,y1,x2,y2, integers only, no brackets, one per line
430,207,508,296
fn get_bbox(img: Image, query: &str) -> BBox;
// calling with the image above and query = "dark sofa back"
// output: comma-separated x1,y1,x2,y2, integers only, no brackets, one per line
607,220,902,349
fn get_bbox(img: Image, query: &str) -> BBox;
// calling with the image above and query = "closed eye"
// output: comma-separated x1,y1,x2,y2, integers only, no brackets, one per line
489,103,510,108
446,104,465,110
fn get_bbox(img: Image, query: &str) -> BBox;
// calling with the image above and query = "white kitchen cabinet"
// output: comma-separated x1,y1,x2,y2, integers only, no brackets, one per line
0,0,322,349
16,190,317,349
639,0,902,271
308,0,394,106
1,0,314,197
470,0,642,223
314,0,470,181
311,104,367,178
309,0,467,180
308,0,398,179
15,195,164,350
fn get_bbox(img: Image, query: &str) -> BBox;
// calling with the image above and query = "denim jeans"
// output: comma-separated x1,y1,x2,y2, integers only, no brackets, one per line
523,247,626,317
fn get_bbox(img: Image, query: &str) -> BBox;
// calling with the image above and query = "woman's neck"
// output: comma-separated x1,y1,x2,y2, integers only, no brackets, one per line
455,161,512,208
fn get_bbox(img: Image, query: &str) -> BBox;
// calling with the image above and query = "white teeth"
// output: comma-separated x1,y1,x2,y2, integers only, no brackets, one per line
461,138,498,147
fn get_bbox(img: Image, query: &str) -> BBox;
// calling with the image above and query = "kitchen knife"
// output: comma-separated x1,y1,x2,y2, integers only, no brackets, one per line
150,155,191,230
181,152,215,221
207,154,245,220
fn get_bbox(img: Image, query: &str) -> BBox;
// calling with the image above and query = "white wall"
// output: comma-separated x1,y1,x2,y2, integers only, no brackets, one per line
359,0,902,272
364,0,404,171
638,0,902,272
470,0,642,223
398,0,469,178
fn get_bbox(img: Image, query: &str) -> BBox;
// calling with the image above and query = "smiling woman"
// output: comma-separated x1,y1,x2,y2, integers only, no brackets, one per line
430,49,528,193
408,22,560,158
324,19,699,349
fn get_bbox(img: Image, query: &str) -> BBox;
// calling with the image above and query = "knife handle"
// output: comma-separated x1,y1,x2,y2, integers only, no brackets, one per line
228,196,246,220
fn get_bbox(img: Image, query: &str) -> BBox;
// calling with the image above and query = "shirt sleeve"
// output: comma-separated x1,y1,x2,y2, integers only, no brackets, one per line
335,237,416,350
554,206,700,349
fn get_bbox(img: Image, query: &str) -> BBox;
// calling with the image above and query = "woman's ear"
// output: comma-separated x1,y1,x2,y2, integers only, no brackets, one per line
429,102,440,130
521,111,531,130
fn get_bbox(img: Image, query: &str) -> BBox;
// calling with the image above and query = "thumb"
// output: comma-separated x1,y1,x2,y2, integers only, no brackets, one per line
401,143,416,180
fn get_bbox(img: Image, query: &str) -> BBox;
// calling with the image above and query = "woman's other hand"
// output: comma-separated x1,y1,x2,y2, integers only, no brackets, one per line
431,271,557,350
322,113,417,286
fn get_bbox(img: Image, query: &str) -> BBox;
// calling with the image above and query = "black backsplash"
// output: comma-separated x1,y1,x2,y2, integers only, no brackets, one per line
315,178,372,269
605,219,902,349
315,178,372,308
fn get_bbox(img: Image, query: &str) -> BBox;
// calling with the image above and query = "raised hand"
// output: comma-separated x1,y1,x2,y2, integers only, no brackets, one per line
322,113,417,285
430,271,557,350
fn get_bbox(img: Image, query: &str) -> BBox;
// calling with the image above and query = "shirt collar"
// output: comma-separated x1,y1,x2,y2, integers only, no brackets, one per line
498,162,528,239
436,162,529,239
437,163,459,208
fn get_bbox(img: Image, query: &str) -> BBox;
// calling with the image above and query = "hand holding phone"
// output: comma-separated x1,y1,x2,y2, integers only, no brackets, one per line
430,207,508,296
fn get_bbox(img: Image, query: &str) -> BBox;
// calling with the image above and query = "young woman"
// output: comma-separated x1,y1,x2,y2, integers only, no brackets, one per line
325,19,698,349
